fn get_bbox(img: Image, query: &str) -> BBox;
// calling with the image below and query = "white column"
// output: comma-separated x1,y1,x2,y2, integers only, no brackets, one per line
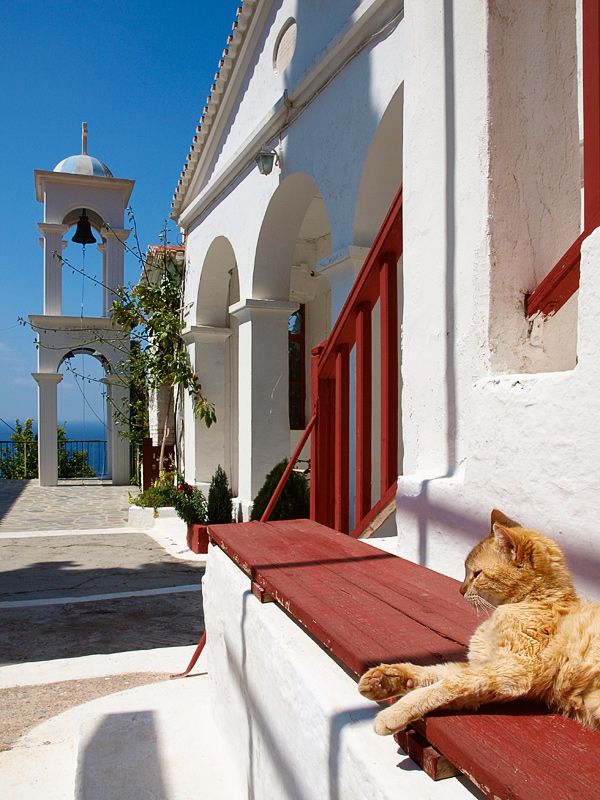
97,240,108,315
38,223,68,316
102,375,130,485
229,299,298,516
182,325,232,493
317,245,368,321
104,380,113,480
32,372,63,486
102,229,130,316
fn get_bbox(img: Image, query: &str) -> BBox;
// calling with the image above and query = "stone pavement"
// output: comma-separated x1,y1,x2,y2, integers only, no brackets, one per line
0,479,137,531
0,479,240,798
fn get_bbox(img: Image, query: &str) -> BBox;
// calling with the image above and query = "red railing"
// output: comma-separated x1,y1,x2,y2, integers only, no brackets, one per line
261,185,403,536
526,210,600,318
311,185,403,535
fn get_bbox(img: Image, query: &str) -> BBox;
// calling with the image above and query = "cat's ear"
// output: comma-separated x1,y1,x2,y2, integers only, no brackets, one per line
493,523,524,565
491,509,521,530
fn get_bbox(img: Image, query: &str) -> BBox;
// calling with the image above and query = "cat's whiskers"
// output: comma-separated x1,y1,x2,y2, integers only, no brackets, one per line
467,594,494,615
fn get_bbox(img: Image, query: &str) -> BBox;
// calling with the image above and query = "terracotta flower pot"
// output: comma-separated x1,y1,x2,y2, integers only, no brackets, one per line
187,523,209,554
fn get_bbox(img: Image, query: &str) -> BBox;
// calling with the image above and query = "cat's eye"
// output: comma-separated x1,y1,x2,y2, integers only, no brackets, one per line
472,570,482,578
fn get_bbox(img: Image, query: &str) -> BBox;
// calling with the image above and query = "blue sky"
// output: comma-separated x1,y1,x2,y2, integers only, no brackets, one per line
0,0,240,438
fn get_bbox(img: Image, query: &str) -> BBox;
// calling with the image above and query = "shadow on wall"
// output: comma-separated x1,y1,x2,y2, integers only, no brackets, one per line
444,0,457,477
76,711,170,800
234,589,459,800
399,480,600,597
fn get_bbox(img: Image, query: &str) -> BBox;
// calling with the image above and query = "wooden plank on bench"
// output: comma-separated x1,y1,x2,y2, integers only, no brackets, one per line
207,519,600,800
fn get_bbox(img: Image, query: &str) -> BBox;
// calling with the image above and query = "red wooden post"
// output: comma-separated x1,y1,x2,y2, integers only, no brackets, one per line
311,343,335,528
380,253,398,495
334,344,350,533
355,301,372,524
261,413,317,523
583,0,600,227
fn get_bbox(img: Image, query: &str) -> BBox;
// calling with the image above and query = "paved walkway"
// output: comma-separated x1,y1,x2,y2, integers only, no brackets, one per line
0,479,138,531
0,479,240,799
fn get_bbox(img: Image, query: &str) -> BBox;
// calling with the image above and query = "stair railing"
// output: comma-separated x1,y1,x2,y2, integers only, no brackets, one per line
262,186,403,536
310,185,402,534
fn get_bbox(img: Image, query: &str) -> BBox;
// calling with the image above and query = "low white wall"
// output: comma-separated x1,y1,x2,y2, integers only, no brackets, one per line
203,544,480,800
127,506,198,561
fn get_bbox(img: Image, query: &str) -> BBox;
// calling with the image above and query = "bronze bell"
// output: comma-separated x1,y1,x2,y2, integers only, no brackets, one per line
72,209,96,245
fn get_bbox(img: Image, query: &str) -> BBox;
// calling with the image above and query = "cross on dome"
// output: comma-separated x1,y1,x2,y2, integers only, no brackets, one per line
53,122,113,178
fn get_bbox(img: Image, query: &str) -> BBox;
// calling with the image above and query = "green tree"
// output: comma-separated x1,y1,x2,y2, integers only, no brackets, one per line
56,424,96,478
0,419,38,478
101,222,216,471
207,465,233,523
250,459,310,521
0,419,95,479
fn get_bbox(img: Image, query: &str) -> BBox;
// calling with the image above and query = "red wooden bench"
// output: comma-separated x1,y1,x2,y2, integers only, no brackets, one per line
206,518,600,800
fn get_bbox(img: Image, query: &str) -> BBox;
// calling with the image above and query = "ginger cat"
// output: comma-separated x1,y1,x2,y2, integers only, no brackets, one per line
358,509,600,735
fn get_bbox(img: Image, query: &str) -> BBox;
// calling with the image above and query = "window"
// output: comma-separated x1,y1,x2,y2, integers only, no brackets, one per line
288,305,305,429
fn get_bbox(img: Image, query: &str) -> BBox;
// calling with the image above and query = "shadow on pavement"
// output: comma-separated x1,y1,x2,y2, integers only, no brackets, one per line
0,480,31,526
76,710,171,800
0,553,206,664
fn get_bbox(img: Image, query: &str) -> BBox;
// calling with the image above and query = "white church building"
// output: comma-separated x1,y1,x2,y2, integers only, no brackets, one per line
174,0,597,592
170,1,600,797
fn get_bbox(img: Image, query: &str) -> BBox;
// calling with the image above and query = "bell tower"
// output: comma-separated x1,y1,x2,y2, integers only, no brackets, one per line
30,124,135,486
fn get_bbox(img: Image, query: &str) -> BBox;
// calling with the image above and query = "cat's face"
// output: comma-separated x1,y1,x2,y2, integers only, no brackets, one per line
460,511,573,610
460,529,526,611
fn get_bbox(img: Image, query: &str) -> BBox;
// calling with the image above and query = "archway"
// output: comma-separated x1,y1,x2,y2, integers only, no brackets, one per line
232,174,332,512
352,83,404,519
185,237,240,495
253,172,330,300
60,208,107,319
354,83,404,246
57,348,111,479
30,316,130,485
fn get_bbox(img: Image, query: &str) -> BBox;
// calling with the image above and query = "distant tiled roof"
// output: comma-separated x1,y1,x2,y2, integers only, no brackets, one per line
147,245,185,253
171,0,259,220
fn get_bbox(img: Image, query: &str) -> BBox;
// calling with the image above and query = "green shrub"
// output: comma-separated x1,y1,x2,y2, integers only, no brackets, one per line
207,464,233,523
173,482,207,525
130,470,178,514
0,419,94,479
250,459,309,521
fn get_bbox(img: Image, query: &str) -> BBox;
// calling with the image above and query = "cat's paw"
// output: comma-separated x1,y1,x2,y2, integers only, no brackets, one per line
373,704,411,736
358,664,416,701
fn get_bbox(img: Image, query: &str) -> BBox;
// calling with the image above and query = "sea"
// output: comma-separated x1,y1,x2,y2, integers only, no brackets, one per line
0,419,110,479
61,420,109,478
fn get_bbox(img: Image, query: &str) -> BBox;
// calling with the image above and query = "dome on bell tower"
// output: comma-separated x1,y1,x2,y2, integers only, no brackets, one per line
53,123,113,178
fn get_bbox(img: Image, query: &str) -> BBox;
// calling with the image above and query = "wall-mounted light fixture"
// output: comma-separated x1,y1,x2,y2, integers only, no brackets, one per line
255,145,282,176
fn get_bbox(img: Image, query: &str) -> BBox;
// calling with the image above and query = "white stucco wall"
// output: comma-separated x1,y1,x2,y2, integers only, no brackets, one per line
203,543,480,800
396,227,600,602
397,0,595,600
177,0,406,508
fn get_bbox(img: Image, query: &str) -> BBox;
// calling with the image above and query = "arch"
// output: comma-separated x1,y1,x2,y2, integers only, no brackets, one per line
58,347,111,373
353,83,404,247
196,236,238,326
62,206,106,234
253,172,331,300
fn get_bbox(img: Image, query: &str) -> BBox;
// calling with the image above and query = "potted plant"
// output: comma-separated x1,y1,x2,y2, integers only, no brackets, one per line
173,482,208,553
